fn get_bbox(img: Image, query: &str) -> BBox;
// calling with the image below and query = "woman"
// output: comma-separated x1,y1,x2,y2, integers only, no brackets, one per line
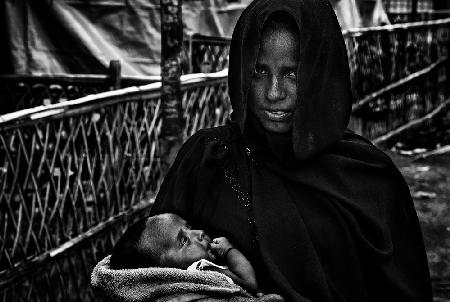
151,0,432,301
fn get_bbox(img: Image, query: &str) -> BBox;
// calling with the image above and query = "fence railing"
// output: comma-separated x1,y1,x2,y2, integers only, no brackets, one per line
0,70,229,301
0,71,161,116
0,19,449,302
344,18,450,143
0,35,230,115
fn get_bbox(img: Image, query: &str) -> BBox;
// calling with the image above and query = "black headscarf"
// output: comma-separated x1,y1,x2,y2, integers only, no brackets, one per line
227,1,432,301
152,1,432,301
229,0,351,159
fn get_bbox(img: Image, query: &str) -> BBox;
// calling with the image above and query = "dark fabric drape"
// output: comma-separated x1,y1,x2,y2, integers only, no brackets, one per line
0,0,245,75
228,0,352,160
151,122,432,301
152,0,432,301
2,0,162,75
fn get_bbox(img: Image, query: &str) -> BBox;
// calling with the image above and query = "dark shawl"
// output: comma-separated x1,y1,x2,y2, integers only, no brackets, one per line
151,0,432,301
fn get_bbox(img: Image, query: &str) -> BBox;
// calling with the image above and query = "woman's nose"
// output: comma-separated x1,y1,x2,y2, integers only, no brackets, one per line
267,76,286,101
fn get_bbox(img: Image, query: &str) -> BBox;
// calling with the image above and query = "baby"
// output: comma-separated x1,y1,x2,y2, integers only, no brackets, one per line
110,213,258,294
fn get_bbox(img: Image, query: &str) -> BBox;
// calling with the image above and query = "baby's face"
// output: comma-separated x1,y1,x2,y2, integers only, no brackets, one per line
140,214,216,269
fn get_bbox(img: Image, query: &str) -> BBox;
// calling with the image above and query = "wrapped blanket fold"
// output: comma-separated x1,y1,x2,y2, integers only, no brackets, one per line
91,255,284,302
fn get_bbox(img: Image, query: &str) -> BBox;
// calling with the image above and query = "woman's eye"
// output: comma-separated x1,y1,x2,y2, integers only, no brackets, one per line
286,71,296,79
254,66,266,76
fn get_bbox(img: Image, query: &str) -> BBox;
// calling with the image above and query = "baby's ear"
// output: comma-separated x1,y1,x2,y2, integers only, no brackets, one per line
158,251,183,269
157,252,168,267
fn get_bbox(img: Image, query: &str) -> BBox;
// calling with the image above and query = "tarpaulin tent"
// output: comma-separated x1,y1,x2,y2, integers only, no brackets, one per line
332,0,390,28
0,0,248,76
383,0,435,22
384,0,433,13
1,0,390,76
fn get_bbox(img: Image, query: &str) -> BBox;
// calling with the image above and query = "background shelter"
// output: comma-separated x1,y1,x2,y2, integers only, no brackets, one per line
1,0,391,76
0,0,252,76
383,0,436,21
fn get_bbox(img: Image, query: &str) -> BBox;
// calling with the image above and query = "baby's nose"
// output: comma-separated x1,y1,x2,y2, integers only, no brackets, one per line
191,229,205,241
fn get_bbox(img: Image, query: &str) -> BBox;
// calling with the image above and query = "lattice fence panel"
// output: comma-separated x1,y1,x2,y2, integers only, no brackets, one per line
0,76,234,301
344,23,446,102
182,79,230,138
0,95,163,301
349,67,446,140
1,217,145,302
190,39,231,74
345,20,449,141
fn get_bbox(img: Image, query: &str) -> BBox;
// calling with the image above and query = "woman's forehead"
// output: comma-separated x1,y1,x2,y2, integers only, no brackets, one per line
261,27,298,48
258,28,299,62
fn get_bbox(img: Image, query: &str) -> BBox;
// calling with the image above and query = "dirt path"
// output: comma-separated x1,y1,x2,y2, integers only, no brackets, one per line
385,150,450,301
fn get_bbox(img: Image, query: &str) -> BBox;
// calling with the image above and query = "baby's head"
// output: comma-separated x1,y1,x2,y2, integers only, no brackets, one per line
110,213,216,269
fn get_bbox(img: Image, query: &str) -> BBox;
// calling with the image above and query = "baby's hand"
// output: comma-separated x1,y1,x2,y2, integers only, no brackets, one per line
210,237,234,258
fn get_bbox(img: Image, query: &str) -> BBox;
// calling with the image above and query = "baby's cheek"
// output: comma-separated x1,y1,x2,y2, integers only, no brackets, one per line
208,249,217,261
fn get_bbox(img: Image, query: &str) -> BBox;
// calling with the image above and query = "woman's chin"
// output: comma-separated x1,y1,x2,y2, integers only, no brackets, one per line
264,124,292,133
259,119,293,133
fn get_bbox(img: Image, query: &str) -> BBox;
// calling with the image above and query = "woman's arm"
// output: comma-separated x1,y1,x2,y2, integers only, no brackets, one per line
150,128,230,220
210,237,258,293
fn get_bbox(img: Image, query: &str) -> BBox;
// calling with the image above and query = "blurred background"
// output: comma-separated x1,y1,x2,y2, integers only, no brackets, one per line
0,0,449,301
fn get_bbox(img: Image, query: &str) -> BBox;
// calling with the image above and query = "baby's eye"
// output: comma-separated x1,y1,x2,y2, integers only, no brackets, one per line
180,236,188,247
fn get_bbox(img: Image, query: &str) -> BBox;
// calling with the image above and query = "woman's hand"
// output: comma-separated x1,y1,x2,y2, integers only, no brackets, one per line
210,237,234,258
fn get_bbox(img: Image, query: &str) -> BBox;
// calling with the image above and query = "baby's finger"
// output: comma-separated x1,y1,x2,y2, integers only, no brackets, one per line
209,244,221,253
210,240,220,246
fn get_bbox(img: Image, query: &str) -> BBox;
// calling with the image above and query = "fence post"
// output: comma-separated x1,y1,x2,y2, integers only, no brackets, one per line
108,60,122,89
412,0,418,21
160,0,183,170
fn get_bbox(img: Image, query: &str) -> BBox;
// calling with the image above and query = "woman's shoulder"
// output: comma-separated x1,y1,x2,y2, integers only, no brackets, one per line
182,124,240,150
339,130,397,166
331,130,407,188
172,124,241,165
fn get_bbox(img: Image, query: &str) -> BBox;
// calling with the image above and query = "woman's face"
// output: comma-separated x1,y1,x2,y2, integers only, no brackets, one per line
248,25,299,133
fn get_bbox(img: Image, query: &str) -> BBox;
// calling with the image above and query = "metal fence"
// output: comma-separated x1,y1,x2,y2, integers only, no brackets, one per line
0,19,449,301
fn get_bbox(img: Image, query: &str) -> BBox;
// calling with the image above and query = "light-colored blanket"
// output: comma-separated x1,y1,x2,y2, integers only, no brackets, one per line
91,255,284,302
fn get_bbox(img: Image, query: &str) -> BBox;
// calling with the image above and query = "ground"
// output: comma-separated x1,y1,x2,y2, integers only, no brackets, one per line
385,149,450,301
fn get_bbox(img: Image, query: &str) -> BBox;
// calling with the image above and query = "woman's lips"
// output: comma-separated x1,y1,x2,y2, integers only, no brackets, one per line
263,110,293,121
